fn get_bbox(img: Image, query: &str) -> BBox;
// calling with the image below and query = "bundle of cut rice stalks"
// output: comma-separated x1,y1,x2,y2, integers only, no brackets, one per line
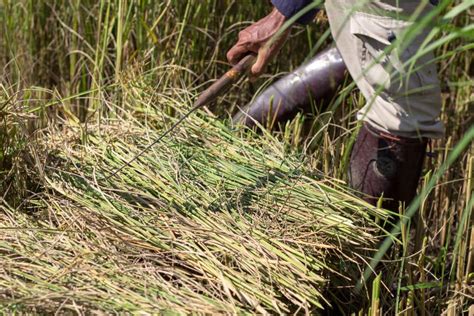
0,85,388,314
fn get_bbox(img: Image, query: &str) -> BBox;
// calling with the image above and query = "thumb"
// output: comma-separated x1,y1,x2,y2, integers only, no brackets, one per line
250,30,290,78
251,47,271,78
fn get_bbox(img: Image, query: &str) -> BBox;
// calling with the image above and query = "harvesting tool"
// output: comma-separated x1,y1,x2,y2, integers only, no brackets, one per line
106,54,256,179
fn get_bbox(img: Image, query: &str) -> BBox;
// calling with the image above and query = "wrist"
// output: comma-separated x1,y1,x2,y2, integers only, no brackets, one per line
267,7,292,36
270,7,288,24
271,0,318,25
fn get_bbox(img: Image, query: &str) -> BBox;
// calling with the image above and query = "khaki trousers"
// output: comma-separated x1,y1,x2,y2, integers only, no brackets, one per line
325,0,444,138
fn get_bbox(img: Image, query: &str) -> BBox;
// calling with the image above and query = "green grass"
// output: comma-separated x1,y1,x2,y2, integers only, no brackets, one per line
0,95,388,313
1,0,473,314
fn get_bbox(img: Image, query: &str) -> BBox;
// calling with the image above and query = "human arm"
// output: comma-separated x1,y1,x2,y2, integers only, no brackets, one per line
226,1,318,77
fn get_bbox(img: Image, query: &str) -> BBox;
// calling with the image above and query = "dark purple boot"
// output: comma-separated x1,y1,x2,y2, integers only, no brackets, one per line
232,46,347,128
348,123,428,212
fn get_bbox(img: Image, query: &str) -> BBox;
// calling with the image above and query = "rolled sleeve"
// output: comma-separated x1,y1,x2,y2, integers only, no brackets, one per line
271,0,318,24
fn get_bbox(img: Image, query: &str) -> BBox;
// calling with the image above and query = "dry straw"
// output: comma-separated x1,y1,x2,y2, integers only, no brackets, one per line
1,83,387,313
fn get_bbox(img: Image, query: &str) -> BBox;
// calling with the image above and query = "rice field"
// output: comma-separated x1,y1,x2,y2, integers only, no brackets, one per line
1,0,473,314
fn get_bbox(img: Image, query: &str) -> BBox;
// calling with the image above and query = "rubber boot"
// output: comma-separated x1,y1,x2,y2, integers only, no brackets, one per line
233,46,347,128
348,123,428,212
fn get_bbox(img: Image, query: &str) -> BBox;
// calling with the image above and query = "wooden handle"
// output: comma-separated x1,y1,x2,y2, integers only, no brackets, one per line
194,54,256,108
232,54,257,74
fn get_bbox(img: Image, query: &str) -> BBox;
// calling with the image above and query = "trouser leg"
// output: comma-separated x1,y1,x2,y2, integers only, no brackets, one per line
325,0,443,209
324,0,444,139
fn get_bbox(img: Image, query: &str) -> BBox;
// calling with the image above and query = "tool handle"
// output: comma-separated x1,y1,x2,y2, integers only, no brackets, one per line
231,54,257,74
194,54,256,108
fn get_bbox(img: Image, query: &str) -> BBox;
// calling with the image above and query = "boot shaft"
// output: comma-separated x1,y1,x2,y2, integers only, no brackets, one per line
233,46,347,128
349,123,428,212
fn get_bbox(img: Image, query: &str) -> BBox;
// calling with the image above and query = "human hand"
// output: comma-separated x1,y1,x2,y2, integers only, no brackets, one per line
226,8,291,78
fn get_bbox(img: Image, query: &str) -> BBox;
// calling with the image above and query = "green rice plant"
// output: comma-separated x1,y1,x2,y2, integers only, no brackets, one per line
0,74,389,313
